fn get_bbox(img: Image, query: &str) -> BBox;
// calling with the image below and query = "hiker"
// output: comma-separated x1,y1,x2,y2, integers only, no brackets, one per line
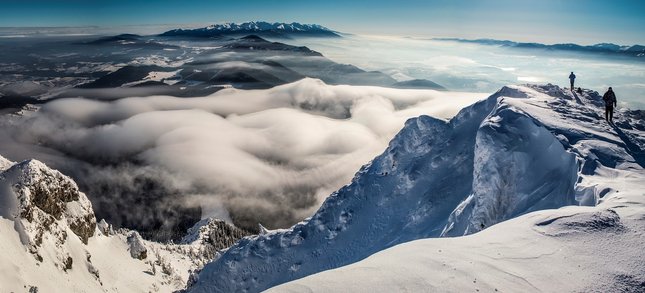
569,72,576,90
602,87,617,123
577,87,583,94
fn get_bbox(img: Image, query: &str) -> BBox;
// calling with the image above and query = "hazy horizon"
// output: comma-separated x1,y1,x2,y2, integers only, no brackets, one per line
1,0,645,45
2,23,645,48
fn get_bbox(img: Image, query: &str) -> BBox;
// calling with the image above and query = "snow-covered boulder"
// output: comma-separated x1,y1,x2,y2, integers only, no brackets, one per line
97,218,114,236
127,231,148,260
189,84,645,292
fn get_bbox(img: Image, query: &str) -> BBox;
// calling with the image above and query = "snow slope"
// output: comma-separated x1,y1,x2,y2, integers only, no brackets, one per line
190,85,644,292
0,157,249,292
272,206,644,292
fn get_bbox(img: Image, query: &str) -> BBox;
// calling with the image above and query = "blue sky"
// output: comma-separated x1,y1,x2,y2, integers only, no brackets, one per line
1,0,644,44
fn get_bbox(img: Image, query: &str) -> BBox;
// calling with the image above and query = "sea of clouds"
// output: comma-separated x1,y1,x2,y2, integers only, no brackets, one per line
0,78,484,235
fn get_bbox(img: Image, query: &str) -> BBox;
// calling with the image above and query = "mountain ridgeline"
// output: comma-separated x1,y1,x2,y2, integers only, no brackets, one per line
73,34,444,95
160,21,341,39
435,38,645,58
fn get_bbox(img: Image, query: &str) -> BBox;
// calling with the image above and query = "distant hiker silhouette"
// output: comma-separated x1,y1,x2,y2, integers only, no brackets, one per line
569,72,576,90
602,87,617,123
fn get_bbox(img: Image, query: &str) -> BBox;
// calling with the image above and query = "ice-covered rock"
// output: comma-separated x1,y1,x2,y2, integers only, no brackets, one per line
189,84,644,292
127,231,147,260
96,218,114,236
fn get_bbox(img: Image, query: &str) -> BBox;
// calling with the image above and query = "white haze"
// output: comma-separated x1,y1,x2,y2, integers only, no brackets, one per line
288,35,645,109
0,78,485,231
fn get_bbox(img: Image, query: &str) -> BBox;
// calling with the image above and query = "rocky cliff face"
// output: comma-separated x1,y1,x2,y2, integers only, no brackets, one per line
180,218,251,265
0,158,96,268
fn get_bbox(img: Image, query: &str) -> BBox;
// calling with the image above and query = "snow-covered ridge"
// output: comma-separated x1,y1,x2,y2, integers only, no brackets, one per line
160,21,340,38
204,21,332,32
189,84,644,292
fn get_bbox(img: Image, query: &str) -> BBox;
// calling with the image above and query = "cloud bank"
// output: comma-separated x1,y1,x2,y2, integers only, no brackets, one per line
288,35,645,109
0,78,484,239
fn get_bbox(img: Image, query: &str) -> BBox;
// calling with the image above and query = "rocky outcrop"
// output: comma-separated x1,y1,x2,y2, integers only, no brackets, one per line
180,218,251,262
127,231,148,260
97,218,115,235
0,158,97,268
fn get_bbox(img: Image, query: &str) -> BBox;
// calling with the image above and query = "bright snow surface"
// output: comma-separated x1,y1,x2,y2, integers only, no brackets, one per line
191,84,644,292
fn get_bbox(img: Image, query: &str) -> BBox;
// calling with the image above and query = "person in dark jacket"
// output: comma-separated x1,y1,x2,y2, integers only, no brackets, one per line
602,87,617,123
569,72,576,90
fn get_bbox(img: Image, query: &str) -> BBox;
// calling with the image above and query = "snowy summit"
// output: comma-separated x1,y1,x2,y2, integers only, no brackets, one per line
160,21,341,38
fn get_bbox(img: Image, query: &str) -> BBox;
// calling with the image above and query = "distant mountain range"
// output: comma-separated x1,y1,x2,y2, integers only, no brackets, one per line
160,21,341,38
434,38,645,57
71,34,444,94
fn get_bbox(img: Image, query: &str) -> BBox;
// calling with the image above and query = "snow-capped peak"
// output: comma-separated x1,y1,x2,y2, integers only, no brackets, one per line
160,21,340,38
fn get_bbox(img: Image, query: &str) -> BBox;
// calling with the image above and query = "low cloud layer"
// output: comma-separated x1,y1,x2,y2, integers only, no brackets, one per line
288,35,645,109
0,78,484,238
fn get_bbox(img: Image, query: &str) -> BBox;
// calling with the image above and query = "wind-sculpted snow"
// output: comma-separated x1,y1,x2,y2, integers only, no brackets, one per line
188,84,645,292
447,103,578,235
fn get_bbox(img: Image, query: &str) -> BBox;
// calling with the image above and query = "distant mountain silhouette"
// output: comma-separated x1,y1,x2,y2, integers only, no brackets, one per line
75,35,417,92
435,38,645,57
392,79,446,90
